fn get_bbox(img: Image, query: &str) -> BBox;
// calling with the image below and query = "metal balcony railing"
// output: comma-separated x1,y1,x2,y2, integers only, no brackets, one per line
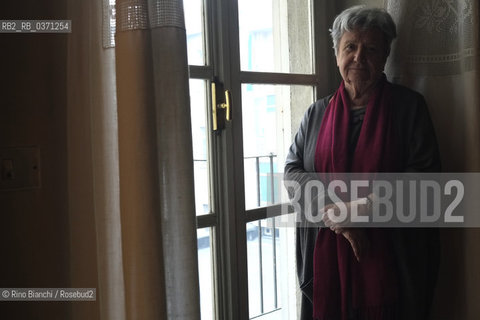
244,153,280,317
194,154,282,318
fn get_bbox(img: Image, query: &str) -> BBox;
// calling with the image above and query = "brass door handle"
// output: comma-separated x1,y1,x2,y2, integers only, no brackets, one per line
223,89,232,121
212,81,232,131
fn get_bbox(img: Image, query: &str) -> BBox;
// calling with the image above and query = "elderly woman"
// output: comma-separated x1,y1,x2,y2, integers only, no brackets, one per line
285,6,440,320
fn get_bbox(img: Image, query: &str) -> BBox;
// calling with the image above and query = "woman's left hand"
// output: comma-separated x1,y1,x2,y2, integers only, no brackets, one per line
340,228,369,262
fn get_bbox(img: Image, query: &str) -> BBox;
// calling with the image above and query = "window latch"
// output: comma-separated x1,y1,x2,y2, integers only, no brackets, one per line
212,81,232,131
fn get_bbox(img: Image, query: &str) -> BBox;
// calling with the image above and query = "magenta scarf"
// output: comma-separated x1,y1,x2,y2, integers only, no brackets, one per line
312,76,400,320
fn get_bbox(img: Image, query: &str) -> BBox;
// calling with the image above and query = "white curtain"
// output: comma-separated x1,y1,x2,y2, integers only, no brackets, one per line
384,1,480,319
67,0,200,319
67,0,124,319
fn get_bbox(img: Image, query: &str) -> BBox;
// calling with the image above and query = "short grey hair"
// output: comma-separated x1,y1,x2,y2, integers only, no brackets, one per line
330,5,397,56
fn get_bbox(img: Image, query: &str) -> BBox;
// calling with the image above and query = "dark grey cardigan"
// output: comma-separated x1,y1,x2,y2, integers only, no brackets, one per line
285,83,441,320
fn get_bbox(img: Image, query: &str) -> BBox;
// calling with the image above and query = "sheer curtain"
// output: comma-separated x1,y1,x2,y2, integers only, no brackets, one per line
384,1,480,319
67,0,200,319
385,0,480,170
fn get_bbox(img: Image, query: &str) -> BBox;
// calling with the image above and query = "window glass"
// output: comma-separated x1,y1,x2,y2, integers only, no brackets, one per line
246,217,297,319
242,84,314,210
238,0,313,73
197,227,215,319
189,79,211,216
184,0,207,65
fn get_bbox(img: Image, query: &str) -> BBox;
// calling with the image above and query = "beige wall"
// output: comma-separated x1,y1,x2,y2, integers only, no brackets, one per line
0,1,72,318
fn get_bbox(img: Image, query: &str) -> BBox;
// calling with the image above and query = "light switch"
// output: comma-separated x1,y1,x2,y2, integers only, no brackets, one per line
0,147,40,191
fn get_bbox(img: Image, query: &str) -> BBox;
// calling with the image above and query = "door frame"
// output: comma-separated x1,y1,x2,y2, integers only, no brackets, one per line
191,0,338,319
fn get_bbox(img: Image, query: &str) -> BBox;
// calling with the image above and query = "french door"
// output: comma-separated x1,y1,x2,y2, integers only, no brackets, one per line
184,0,335,319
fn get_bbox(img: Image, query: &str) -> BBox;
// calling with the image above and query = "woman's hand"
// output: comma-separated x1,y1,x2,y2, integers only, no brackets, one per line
320,198,373,262
340,229,369,262
321,196,372,232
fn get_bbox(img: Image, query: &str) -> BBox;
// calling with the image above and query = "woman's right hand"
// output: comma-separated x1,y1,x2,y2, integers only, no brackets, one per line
340,229,369,262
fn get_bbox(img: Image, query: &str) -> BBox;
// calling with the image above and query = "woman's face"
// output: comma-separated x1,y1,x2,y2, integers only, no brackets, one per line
336,28,388,93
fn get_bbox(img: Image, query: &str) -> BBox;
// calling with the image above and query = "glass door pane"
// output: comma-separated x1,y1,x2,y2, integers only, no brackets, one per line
185,1,217,319
184,0,207,65
238,0,313,73
190,79,212,216
197,227,215,320
189,79,216,318
242,84,314,210
246,217,297,319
